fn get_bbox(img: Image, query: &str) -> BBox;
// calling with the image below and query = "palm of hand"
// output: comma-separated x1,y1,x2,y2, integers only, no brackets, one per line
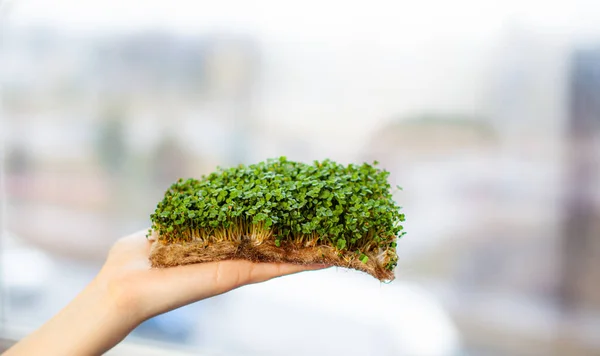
95,230,325,323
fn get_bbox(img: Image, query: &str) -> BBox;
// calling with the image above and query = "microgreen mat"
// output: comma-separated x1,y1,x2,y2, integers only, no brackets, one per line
149,157,405,280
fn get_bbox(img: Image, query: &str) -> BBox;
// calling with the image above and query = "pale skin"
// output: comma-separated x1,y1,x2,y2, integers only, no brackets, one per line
5,230,327,355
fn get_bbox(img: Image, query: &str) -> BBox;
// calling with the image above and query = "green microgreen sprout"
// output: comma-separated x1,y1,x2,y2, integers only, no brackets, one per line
149,157,405,280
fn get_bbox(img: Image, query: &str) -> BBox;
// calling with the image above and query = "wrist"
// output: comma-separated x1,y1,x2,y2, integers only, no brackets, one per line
90,274,145,330
62,278,140,355
4,276,141,356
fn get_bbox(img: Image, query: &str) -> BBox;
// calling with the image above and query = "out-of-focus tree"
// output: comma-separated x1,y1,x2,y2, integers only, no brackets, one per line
363,114,497,164
5,145,33,175
151,132,190,189
95,105,128,175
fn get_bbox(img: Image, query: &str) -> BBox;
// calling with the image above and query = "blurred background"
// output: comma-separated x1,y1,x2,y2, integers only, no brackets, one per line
1,0,600,355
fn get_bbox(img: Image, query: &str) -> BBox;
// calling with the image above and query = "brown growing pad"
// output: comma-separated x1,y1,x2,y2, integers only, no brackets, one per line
149,236,394,281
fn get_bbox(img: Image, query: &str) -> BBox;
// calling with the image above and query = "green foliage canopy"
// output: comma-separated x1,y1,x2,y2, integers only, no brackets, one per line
150,157,405,271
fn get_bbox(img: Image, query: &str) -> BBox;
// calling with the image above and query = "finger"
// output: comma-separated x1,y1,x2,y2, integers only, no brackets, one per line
105,230,153,268
136,260,328,317
134,261,242,316
244,262,330,284
146,230,157,242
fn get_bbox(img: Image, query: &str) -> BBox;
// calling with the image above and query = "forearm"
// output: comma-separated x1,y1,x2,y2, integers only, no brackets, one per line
4,229,321,355
5,279,138,356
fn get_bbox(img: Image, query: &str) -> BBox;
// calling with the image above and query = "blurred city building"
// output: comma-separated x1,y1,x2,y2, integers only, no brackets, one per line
1,6,600,355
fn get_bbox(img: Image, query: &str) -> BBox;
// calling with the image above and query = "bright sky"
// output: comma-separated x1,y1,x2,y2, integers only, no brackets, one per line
2,0,599,159
4,0,600,43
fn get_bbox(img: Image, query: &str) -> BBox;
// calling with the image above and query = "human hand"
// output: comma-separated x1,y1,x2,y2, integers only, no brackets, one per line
5,229,327,356
98,229,327,323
